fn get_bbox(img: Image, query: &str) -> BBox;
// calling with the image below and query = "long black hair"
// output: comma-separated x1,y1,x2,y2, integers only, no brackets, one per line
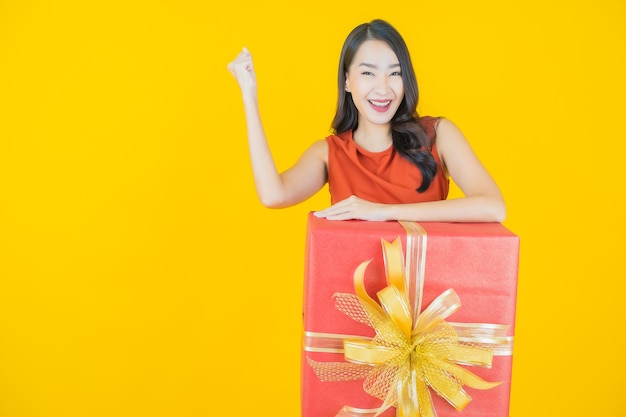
331,19,437,193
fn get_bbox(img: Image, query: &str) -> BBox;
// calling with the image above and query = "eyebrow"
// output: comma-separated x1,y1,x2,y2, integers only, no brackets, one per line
358,62,401,69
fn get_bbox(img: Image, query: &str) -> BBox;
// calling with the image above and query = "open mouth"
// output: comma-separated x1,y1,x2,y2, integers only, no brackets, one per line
368,100,392,112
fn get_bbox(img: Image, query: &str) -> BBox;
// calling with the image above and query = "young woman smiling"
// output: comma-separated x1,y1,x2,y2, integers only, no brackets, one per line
228,19,505,223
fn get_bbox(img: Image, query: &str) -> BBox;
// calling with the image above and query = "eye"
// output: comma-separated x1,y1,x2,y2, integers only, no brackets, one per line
391,71,402,76
361,71,374,76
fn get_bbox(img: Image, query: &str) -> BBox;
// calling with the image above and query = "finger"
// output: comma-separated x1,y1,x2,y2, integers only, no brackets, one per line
228,59,254,80
314,195,362,218
315,206,352,219
229,49,252,67
313,205,342,218
313,208,335,218
321,197,352,211
322,201,353,215
324,212,356,221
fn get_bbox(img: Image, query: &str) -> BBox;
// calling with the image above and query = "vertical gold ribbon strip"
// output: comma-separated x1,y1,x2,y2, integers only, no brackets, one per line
398,221,427,326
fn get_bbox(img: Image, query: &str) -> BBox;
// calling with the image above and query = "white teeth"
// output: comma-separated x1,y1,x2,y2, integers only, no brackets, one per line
370,100,391,107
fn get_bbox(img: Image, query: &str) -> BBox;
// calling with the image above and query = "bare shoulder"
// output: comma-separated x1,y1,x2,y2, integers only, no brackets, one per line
434,118,467,143
434,118,476,155
302,139,329,164
433,118,480,174
308,139,329,153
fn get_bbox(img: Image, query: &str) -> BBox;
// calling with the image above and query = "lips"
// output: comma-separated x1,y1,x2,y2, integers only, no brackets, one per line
368,99,392,112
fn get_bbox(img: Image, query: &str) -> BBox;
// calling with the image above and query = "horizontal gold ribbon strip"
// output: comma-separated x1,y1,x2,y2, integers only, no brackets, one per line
304,329,513,356
335,406,390,417
303,331,369,353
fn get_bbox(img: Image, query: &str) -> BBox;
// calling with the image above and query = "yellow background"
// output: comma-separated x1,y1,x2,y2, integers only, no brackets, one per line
1,0,624,416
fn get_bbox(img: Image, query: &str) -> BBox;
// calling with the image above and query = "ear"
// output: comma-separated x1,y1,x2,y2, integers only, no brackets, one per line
344,75,350,92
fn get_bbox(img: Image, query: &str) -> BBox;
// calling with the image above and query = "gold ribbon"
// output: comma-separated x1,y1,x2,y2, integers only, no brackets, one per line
306,222,512,417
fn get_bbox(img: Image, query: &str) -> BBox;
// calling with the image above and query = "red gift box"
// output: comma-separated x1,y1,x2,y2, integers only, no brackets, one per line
301,213,519,417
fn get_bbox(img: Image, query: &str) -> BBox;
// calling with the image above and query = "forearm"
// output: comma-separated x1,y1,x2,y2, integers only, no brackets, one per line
384,195,506,223
241,95,290,208
314,193,505,223
228,48,293,208
229,48,327,209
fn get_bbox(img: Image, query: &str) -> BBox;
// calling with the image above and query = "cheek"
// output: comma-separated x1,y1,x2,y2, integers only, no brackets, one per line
390,78,404,95
348,77,367,93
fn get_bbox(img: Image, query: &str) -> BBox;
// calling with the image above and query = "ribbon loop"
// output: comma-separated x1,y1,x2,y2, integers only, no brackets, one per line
413,288,461,336
377,285,412,340
381,238,406,294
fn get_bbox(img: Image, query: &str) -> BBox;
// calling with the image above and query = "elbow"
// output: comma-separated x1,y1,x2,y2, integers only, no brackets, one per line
258,193,289,209
492,209,506,223
472,195,506,222
489,198,507,223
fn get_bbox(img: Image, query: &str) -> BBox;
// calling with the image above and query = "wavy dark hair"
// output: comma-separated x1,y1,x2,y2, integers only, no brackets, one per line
331,19,437,193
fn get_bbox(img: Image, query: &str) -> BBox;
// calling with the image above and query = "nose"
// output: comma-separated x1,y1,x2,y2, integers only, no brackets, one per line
374,76,390,95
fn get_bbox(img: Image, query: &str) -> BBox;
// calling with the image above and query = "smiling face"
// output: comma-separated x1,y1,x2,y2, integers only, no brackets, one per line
344,39,404,131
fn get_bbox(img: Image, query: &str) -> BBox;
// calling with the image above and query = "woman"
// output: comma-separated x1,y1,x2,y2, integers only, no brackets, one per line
227,19,505,222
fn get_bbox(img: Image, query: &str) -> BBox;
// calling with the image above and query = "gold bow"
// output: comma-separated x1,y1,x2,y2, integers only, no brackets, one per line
308,235,510,417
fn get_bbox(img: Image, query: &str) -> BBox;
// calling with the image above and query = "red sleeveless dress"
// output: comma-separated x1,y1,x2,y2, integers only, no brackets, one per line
326,116,449,205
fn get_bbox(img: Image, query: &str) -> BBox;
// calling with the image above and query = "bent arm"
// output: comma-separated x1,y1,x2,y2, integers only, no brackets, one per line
229,49,327,208
246,105,327,208
385,119,505,222
315,119,505,222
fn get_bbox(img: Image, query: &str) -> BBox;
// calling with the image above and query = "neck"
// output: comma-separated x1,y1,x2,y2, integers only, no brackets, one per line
353,123,393,152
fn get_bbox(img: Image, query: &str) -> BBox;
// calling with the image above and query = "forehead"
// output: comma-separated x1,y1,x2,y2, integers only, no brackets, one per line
352,39,399,66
